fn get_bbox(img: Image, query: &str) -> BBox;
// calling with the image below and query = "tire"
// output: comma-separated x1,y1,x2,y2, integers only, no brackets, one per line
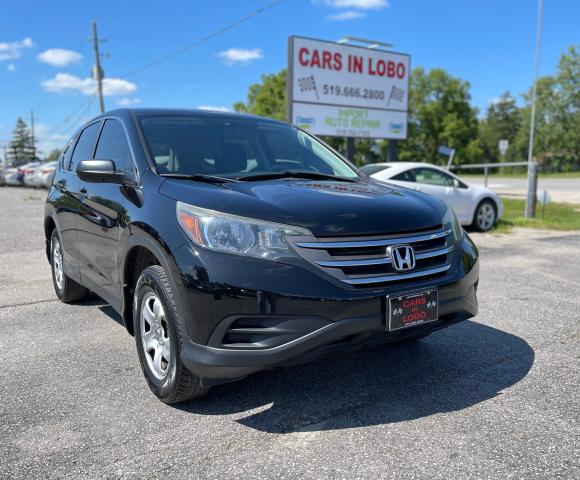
50,230,89,303
471,199,497,232
134,265,209,403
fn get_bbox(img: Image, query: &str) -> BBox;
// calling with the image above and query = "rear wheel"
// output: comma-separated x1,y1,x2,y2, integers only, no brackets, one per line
50,230,88,303
471,199,497,232
134,265,209,403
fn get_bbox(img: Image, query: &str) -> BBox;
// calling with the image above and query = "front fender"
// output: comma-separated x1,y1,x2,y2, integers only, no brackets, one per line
118,223,189,336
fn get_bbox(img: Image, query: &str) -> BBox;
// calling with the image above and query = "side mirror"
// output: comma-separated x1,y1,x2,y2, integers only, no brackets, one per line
77,159,133,185
452,178,460,190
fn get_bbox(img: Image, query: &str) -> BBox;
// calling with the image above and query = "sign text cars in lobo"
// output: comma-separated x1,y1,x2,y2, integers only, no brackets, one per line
288,36,410,139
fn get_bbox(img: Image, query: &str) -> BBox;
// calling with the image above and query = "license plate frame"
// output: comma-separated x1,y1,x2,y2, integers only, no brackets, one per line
387,289,439,331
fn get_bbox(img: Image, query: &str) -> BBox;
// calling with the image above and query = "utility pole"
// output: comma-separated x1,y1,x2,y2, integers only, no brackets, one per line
525,0,543,218
30,109,36,160
92,20,106,114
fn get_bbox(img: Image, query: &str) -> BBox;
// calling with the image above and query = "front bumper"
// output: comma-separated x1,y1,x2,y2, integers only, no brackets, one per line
169,232,479,385
180,264,478,384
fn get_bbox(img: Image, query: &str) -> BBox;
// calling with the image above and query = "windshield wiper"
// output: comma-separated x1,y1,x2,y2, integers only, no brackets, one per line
237,170,357,182
160,173,237,184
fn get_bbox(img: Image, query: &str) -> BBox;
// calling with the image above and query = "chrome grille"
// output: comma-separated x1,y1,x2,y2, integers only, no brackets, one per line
292,226,454,287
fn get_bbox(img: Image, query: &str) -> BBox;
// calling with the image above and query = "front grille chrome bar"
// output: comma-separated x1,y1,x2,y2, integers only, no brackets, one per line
296,228,452,249
343,264,452,285
315,246,454,268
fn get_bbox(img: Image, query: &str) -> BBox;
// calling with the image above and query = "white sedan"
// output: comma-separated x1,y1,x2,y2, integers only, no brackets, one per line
361,162,503,232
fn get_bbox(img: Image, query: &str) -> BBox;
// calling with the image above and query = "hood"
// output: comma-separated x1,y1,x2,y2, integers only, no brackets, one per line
159,178,446,237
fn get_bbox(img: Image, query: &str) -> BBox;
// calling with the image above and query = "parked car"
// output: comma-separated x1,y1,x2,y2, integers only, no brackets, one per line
30,161,57,188
360,162,503,232
22,162,42,187
45,109,479,404
4,166,23,186
0,168,5,186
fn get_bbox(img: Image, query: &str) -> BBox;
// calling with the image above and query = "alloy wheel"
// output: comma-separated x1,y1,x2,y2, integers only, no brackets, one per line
477,203,496,231
140,292,171,380
52,237,64,291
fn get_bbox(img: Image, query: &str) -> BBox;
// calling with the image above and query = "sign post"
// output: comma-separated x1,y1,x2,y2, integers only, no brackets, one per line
437,145,456,169
287,36,410,150
537,190,551,220
499,139,509,156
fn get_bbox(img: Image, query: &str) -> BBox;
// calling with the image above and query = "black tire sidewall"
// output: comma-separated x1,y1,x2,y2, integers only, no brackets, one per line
134,268,181,400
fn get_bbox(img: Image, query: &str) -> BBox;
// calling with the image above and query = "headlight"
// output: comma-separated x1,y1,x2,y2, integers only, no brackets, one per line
176,201,310,260
442,207,463,242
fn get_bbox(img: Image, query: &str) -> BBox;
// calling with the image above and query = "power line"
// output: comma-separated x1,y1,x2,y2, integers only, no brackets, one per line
37,0,285,138
45,95,96,134
120,0,285,78
61,97,96,137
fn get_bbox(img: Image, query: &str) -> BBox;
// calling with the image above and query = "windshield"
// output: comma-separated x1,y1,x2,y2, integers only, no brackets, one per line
138,114,359,180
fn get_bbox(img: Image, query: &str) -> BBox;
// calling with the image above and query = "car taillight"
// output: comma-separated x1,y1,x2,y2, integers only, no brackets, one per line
26,169,34,174
17,169,24,174
42,168,55,174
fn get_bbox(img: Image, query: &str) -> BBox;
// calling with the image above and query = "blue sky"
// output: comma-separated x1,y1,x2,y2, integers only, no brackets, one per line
0,0,577,157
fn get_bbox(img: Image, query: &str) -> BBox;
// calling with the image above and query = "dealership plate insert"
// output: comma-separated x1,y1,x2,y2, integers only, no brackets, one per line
387,289,438,331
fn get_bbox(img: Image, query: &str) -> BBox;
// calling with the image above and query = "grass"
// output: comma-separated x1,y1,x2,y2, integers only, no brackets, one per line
494,197,580,232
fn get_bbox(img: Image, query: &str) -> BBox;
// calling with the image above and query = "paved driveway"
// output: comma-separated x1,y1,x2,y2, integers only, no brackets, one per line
468,176,580,204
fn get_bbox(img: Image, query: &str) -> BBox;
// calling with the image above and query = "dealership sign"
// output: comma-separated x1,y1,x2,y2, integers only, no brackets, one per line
288,36,410,139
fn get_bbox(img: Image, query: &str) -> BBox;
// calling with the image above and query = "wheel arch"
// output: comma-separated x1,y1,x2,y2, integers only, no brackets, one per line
470,196,499,227
120,224,185,336
44,215,57,262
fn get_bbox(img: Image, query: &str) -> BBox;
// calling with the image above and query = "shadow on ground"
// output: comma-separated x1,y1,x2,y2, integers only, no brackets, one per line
176,321,534,433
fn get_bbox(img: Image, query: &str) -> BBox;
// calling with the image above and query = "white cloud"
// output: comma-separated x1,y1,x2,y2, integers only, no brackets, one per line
197,105,231,112
117,97,141,106
38,48,82,67
7,63,16,72
41,73,137,96
320,0,389,9
218,48,263,65
0,37,34,61
34,124,70,156
327,10,367,20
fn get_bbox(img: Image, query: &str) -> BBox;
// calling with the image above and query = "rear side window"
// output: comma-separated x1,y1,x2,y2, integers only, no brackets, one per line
69,122,101,172
392,170,416,182
94,119,133,175
360,164,390,176
61,144,72,170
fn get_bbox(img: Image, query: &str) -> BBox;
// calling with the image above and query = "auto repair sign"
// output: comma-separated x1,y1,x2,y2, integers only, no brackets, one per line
288,36,410,139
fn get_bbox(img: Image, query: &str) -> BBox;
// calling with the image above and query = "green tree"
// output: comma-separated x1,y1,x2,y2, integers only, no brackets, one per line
399,67,482,165
45,148,62,163
479,92,521,164
6,117,35,166
513,44,580,172
234,69,287,121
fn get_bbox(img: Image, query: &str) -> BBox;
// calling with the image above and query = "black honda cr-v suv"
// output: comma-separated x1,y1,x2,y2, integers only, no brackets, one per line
44,109,479,403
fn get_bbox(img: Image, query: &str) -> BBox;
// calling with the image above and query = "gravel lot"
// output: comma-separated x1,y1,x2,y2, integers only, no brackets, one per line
0,186,578,479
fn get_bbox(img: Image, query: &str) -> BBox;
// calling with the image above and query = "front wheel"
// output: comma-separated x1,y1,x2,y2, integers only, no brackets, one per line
134,265,209,403
471,200,497,232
